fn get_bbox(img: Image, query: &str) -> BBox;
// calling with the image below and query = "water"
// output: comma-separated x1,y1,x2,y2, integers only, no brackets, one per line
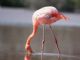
31,53,80,60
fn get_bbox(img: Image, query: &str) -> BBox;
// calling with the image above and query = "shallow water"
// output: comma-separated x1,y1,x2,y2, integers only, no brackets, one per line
31,53,80,60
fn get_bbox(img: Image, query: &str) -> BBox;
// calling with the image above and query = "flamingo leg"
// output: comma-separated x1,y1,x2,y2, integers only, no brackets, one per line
49,25,61,60
41,24,45,60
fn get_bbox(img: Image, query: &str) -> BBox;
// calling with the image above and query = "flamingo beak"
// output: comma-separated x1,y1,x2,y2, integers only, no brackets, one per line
59,14,67,20
52,13,67,20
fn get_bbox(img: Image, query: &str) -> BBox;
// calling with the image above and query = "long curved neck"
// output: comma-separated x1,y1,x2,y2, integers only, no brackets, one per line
27,21,39,45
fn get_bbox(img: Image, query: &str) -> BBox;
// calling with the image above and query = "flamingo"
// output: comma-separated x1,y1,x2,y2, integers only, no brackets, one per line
24,6,67,60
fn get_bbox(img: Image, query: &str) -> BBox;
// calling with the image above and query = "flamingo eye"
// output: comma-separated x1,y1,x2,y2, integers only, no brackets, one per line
45,14,52,19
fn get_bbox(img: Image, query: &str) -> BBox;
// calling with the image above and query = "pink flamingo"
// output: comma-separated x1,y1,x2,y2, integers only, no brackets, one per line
25,6,67,60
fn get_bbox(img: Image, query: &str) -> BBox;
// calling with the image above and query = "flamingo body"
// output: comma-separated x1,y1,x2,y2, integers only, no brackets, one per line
32,6,66,25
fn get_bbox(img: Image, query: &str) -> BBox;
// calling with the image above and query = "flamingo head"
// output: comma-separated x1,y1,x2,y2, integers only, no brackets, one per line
51,12,67,20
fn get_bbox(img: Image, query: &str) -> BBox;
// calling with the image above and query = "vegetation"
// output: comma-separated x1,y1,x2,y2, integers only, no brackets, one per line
0,0,26,7
0,0,80,12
